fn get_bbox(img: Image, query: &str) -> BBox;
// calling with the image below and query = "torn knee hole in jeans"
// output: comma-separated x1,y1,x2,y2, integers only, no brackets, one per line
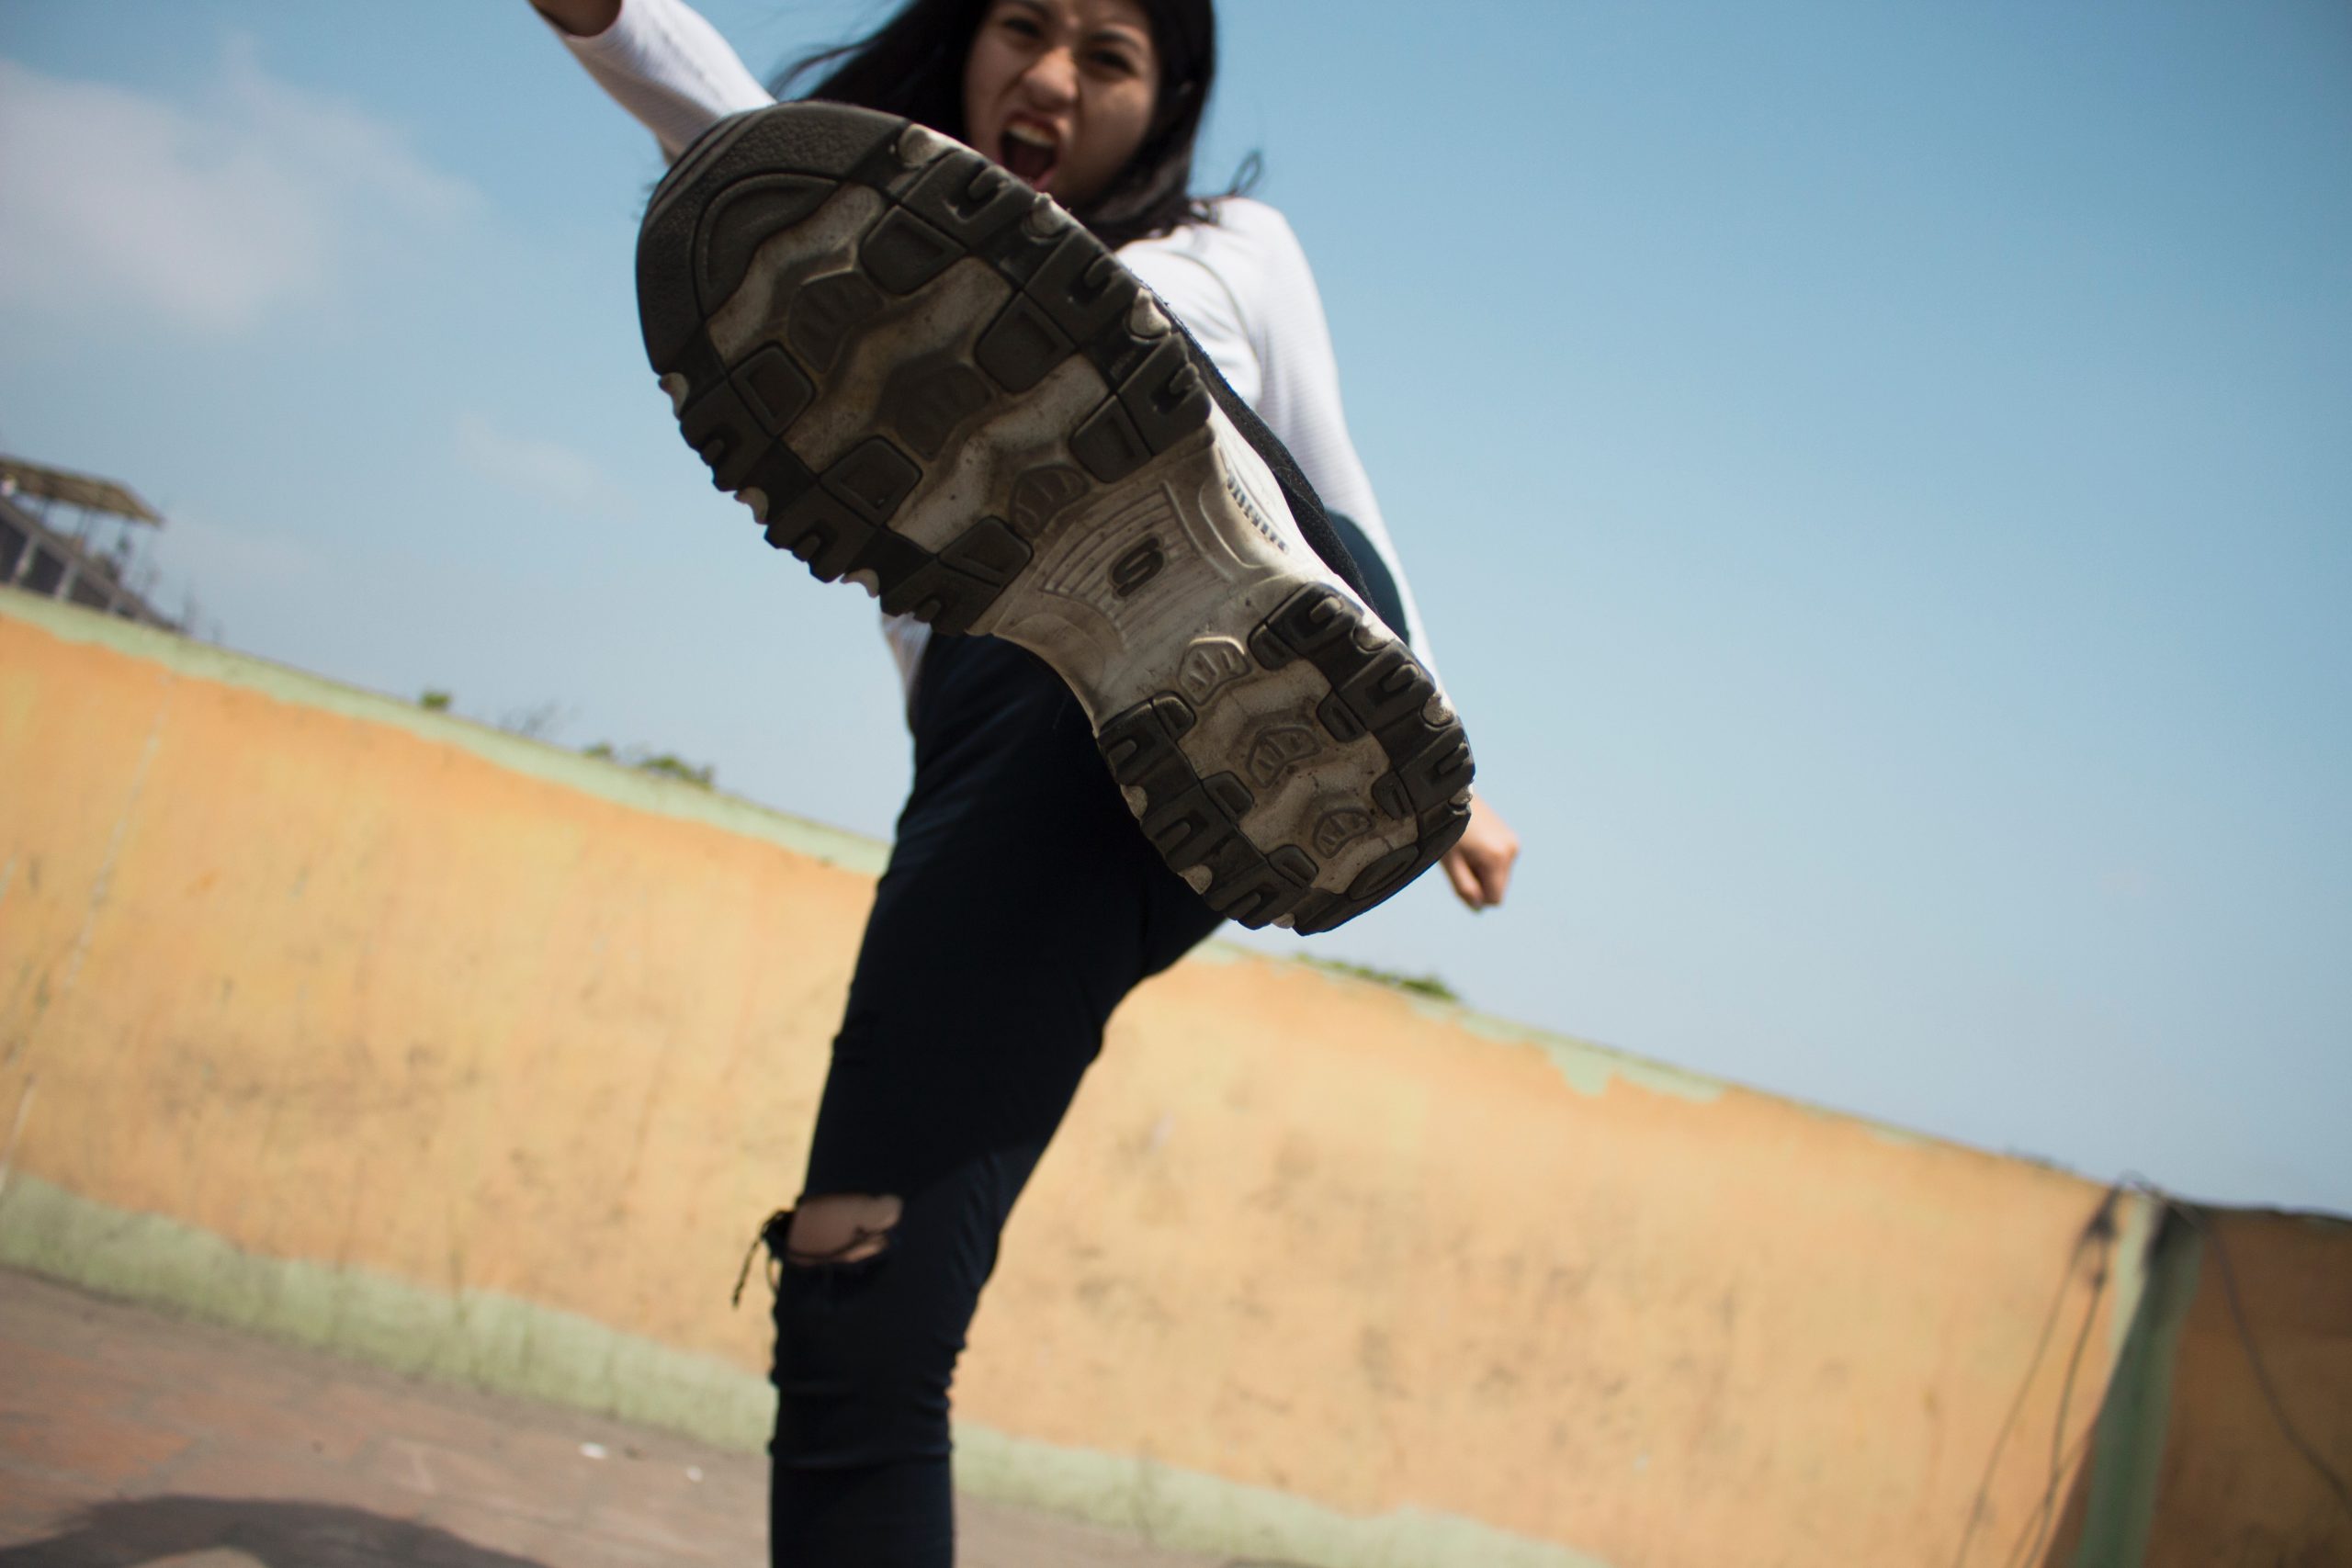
732,1196,903,1305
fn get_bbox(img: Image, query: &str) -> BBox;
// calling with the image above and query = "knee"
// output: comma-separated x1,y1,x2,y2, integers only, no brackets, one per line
768,1192,951,1470
786,1192,902,1265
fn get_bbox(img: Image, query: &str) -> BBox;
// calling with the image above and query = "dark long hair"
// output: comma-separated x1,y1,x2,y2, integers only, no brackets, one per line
772,0,1244,249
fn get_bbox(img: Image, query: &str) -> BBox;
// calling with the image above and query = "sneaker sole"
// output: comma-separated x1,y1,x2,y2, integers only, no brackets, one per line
635,103,1472,932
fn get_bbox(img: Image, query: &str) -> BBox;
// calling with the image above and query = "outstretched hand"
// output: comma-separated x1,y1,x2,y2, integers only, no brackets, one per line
1442,791,1519,911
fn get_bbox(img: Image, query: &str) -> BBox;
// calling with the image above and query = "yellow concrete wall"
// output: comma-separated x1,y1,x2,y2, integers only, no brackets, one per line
0,592,2145,1566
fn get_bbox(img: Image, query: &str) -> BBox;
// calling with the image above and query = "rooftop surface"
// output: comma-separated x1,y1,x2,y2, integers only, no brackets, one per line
0,1267,1227,1568
0,457,163,526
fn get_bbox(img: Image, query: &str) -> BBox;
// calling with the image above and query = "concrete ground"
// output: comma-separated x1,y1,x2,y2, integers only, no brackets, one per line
0,1268,1231,1568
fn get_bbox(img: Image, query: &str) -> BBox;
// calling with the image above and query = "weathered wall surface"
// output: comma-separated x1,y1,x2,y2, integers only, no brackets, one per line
2035,1205,2352,1568
0,592,2165,1566
2130,1210,2351,1566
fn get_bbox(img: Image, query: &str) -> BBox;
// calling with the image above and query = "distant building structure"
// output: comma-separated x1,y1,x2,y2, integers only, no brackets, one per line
0,456,179,629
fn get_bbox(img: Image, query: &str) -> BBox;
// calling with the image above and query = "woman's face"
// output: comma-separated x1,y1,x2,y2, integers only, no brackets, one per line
962,0,1159,208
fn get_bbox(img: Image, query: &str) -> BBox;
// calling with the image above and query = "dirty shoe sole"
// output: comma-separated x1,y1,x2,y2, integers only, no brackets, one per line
635,102,1472,932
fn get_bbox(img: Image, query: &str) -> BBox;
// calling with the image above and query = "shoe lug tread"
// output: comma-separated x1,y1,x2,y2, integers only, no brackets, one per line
1070,399,1151,483
696,175,836,313
878,356,992,459
1116,336,1214,455
975,296,1076,394
677,381,766,491
763,487,873,581
861,208,961,295
939,516,1032,587
731,345,816,436
1006,464,1090,540
1030,232,1141,350
639,103,1473,931
901,153,1034,246
745,446,820,518
822,437,921,525
786,271,886,375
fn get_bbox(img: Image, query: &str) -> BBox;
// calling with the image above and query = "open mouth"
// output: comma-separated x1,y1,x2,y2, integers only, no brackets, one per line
999,119,1062,191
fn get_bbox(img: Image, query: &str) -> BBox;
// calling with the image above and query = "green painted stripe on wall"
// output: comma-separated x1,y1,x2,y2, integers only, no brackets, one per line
2069,1206,2202,1568
0,1174,1617,1568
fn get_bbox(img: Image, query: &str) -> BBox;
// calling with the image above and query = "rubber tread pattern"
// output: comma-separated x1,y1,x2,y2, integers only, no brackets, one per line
733,346,815,435
861,209,961,295
697,175,834,310
1102,584,1471,932
639,106,1205,636
636,102,1471,931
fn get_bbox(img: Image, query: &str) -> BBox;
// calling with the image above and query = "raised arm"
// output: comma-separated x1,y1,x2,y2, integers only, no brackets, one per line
530,0,775,162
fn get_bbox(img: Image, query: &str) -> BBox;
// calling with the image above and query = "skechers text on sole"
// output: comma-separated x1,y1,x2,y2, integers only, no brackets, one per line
635,102,1473,932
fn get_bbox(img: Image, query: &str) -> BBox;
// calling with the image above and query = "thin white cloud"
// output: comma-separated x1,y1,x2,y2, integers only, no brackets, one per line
0,39,480,333
455,415,632,520
153,508,326,595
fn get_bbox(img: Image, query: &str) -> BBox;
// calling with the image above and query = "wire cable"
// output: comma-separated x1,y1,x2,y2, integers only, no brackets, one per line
2001,1244,2110,1568
1950,1188,2120,1568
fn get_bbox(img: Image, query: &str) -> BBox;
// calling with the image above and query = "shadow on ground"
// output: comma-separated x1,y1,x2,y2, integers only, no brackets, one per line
0,1496,548,1567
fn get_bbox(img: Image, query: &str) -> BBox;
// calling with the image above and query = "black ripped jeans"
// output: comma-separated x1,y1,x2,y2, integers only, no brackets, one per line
763,521,1402,1567
763,630,1222,1566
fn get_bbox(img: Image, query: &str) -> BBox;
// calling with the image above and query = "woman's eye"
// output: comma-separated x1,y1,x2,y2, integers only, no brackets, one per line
1000,14,1042,39
1088,49,1137,75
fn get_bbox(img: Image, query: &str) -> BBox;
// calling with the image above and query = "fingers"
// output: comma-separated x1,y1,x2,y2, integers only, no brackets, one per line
1469,842,1513,908
1442,795,1521,911
1443,846,1484,909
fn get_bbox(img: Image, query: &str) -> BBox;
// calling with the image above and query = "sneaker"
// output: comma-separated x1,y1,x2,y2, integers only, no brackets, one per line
634,102,1473,932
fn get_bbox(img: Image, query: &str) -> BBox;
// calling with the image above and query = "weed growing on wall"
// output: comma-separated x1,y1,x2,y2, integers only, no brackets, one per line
1298,954,1461,1005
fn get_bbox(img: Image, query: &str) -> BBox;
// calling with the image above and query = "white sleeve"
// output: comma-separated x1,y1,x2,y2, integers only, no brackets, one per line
546,1,944,701
1123,202,1437,679
1119,246,1262,407
545,0,775,162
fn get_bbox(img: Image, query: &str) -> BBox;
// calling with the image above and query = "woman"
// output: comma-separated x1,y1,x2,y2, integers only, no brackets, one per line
533,1,1520,1561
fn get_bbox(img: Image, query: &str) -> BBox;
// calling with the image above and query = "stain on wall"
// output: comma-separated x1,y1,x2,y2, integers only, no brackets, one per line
1,593,2172,1566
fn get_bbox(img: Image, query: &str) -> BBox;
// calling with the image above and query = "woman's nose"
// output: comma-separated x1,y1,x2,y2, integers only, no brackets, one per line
1018,48,1079,108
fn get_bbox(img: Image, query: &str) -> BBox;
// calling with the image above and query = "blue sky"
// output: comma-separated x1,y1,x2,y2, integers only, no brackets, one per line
2,1,2346,1212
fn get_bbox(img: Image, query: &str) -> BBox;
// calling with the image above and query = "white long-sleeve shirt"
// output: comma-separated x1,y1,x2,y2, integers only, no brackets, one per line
553,0,1436,694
